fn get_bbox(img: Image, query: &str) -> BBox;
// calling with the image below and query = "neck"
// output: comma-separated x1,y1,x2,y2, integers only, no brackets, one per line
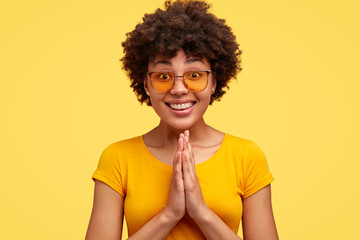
147,118,214,147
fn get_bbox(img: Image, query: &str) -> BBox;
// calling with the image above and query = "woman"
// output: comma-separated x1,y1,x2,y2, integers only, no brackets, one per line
86,0,279,239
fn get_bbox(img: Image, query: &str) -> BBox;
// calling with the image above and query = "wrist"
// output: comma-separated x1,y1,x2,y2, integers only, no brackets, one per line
162,208,183,223
191,205,212,224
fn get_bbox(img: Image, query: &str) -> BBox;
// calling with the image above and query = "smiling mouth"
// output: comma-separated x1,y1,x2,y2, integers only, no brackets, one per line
166,102,195,110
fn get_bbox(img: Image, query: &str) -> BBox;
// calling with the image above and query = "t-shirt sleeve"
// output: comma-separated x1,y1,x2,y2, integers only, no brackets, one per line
92,143,125,197
242,141,274,199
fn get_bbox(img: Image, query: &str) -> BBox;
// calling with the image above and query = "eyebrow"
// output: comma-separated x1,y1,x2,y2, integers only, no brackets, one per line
153,58,204,66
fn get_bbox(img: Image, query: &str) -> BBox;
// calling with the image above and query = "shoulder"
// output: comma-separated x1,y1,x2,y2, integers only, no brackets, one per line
224,133,259,150
222,133,267,162
102,136,142,152
98,136,143,161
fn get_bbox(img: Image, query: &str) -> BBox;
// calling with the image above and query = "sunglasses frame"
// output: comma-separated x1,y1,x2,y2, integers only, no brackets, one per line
147,70,212,93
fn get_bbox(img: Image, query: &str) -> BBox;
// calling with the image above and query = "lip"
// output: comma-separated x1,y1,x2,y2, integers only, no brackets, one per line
165,99,197,104
165,100,196,116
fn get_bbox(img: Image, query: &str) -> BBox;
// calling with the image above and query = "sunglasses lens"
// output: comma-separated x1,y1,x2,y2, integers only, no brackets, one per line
184,71,208,92
149,71,209,93
150,72,174,93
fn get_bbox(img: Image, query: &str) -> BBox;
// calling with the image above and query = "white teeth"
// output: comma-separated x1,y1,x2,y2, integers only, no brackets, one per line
169,102,194,110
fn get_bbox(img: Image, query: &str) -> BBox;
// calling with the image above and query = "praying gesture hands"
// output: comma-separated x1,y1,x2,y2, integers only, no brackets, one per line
164,130,209,222
160,131,247,240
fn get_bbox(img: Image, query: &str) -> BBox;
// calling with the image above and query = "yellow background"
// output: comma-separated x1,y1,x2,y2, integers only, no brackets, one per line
1,0,359,239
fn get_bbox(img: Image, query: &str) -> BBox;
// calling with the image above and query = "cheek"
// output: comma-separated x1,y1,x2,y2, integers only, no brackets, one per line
194,93,212,112
148,95,166,113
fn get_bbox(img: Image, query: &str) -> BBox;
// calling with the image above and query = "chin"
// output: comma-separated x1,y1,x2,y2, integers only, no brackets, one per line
164,118,198,131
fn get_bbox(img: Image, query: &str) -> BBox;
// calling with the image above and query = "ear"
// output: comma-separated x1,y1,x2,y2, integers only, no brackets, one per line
211,78,216,94
144,79,150,96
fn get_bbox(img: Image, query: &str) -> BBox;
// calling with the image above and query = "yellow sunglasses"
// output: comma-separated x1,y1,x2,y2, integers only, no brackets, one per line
147,70,211,93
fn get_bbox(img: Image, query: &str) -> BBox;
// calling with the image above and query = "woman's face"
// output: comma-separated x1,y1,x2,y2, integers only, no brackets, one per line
145,49,216,131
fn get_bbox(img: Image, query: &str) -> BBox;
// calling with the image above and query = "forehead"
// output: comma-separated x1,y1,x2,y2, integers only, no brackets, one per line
149,50,210,69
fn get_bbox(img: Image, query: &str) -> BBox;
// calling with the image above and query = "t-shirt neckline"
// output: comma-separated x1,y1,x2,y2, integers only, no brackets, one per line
138,133,228,171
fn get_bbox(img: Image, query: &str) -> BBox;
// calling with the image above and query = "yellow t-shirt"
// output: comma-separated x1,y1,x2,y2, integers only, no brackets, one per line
92,133,274,239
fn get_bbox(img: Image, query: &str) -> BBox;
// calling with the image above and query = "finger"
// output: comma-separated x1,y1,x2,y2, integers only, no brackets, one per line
177,135,184,153
175,152,184,189
183,139,192,168
179,152,183,173
173,152,182,176
187,141,195,165
182,133,193,166
184,130,189,139
185,130,191,156
182,150,190,175
173,150,180,169
183,143,195,177
180,133,192,173
185,130,190,147
173,137,183,168
173,139,181,167
183,135,188,152
182,153,195,190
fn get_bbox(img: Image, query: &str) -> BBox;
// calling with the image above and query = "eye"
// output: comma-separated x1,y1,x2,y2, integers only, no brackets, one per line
158,73,171,80
189,72,200,78
186,71,205,80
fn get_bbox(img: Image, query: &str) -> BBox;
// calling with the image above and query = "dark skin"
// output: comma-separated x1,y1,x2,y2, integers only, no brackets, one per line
85,49,279,239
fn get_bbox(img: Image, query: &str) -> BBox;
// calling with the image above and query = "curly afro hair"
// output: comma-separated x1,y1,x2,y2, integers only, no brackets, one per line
121,0,242,106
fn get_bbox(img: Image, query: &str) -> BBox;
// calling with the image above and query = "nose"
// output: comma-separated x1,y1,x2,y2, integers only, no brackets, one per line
169,76,189,95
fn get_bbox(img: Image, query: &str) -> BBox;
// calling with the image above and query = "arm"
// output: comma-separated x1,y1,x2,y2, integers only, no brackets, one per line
85,181,182,240
181,131,242,239
87,138,186,240
192,185,279,240
128,141,186,240
126,209,180,240
242,184,279,240
191,207,243,240
85,180,124,240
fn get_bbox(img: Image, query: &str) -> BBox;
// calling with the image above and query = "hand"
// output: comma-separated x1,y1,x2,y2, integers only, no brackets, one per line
163,135,186,221
181,130,209,220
